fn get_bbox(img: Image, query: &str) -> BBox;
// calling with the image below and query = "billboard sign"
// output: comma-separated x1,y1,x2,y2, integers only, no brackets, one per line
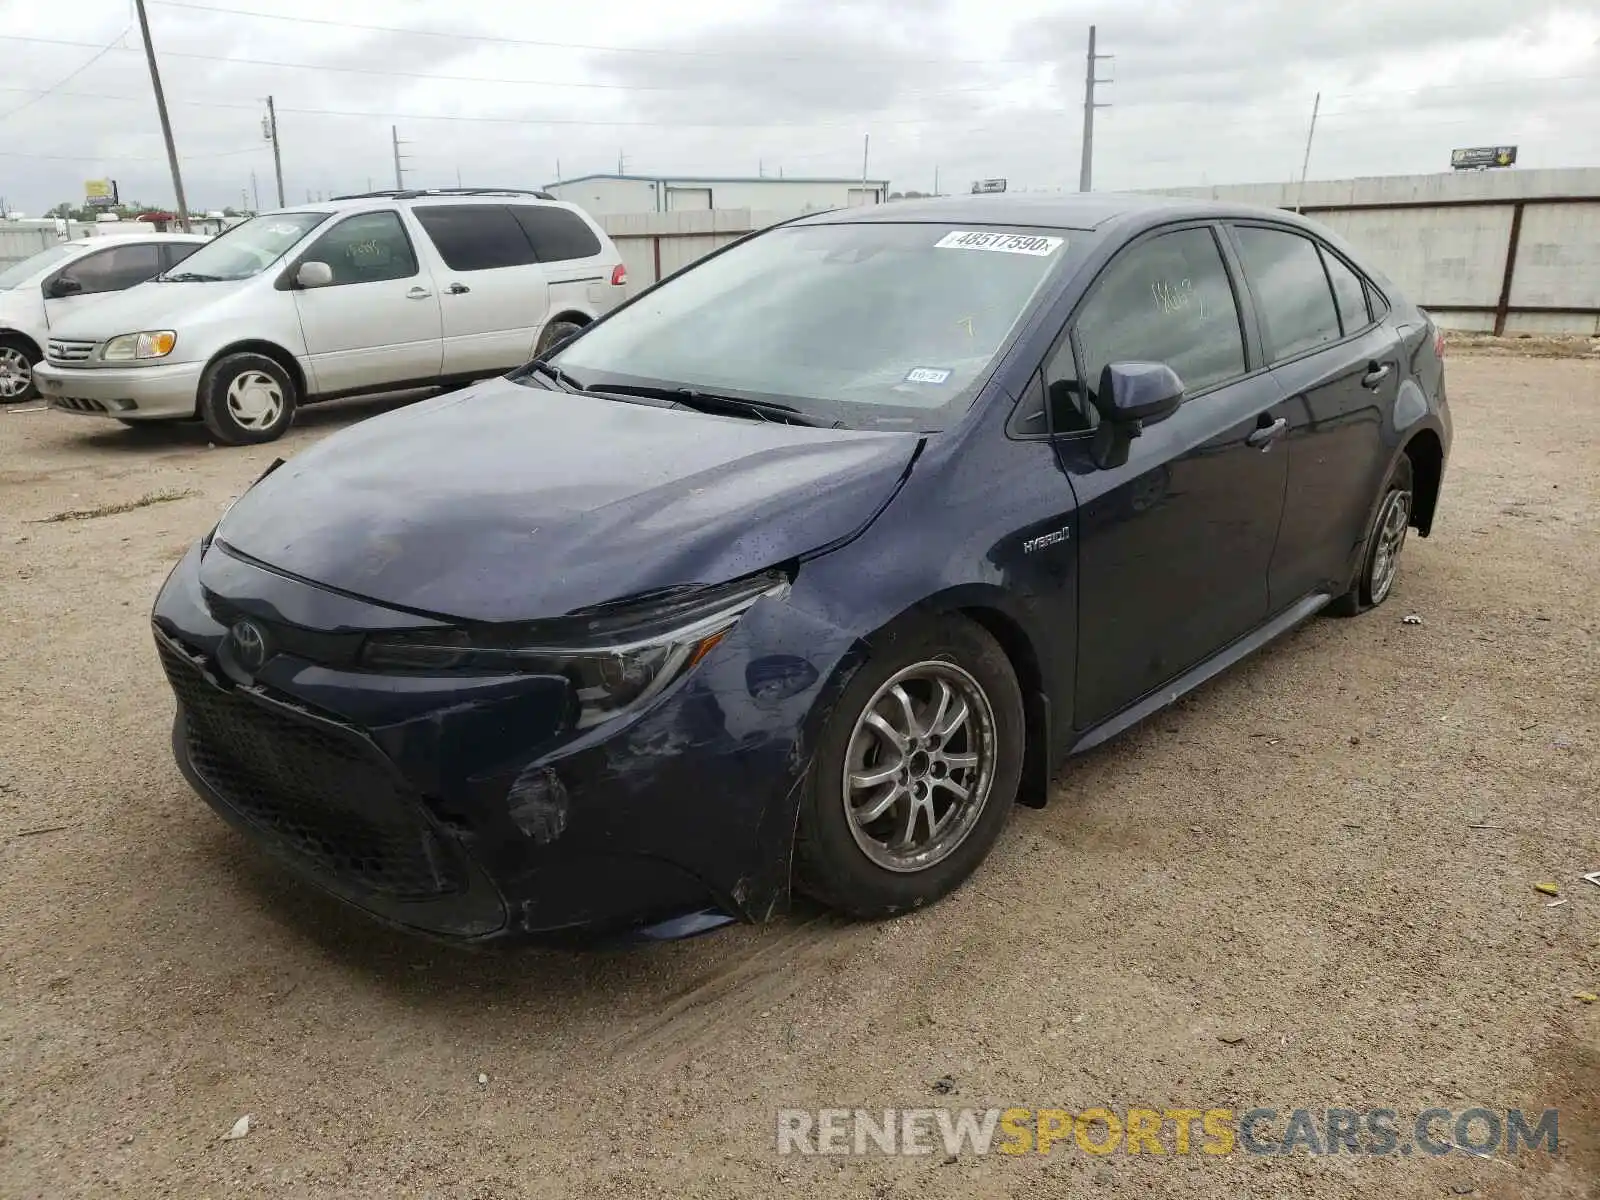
84,179,118,207
1450,146,1517,170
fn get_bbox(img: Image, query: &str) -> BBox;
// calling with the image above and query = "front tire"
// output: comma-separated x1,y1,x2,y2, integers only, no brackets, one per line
795,616,1024,918
0,335,41,403
1329,455,1414,617
199,352,297,445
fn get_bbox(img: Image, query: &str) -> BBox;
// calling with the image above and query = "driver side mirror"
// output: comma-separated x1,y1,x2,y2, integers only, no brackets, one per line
294,260,334,289
46,275,82,299
1090,361,1185,470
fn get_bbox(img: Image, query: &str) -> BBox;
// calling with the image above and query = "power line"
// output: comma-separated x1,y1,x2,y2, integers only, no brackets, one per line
0,26,132,122
147,0,1054,64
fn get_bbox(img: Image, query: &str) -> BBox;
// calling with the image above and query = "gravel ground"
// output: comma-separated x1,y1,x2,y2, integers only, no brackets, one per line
1,357,1596,1200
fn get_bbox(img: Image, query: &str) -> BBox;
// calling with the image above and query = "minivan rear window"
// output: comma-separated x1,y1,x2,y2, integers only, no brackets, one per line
513,207,601,263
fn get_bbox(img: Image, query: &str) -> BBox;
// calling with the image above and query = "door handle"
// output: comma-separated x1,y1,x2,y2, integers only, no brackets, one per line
448,283,470,295
406,287,433,299
1361,362,1393,389
1246,416,1288,449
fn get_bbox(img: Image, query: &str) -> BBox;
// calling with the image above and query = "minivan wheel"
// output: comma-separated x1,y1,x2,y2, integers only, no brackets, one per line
0,336,40,402
535,320,584,357
795,616,1024,918
1330,455,1414,617
200,352,297,445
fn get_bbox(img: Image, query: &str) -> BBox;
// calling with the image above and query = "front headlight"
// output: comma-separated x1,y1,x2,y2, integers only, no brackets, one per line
359,570,789,729
102,330,177,361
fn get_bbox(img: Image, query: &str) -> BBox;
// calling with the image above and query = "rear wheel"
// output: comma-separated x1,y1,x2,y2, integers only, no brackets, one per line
0,336,40,402
795,616,1024,917
199,352,297,445
1329,455,1414,616
535,320,584,357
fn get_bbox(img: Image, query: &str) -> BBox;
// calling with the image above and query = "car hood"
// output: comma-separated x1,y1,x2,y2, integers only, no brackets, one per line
214,377,921,622
45,278,247,340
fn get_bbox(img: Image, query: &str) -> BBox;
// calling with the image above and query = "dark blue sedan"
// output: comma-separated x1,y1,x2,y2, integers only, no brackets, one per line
152,193,1450,941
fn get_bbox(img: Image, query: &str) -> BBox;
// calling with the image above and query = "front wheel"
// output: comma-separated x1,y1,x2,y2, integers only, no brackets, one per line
199,353,297,445
1329,455,1414,617
795,616,1024,918
0,336,41,403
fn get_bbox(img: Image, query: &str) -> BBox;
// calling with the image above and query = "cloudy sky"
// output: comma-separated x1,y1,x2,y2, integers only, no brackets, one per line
0,0,1596,214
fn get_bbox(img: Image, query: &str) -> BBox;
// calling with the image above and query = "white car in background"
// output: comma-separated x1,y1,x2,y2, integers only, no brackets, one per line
32,188,629,444
0,233,209,402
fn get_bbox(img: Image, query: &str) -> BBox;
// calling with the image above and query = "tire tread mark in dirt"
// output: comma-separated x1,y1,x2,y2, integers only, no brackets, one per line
609,913,858,1073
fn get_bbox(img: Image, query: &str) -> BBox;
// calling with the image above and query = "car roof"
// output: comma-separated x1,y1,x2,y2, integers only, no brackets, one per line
793,192,1320,235
260,189,574,217
67,232,209,246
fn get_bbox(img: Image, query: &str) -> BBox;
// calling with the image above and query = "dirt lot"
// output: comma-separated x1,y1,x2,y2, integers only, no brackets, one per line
1,357,1596,1200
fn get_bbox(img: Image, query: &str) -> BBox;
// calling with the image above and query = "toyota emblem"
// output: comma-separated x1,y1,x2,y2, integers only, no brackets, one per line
229,619,267,672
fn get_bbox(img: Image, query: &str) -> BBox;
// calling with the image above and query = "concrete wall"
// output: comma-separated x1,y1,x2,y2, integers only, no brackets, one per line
552,177,886,219
598,209,785,295
1153,168,1600,335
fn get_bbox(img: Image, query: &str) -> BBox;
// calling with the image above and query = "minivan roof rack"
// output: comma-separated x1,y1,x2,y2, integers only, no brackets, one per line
329,187,556,202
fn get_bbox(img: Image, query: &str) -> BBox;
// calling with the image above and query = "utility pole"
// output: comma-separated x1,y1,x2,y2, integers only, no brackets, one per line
263,96,285,208
617,150,627,174
133,0,190,230
1079,24,1113,193
391,125,410,190
861,133,869,184
249,169,259,212
933,165,940,196
1294,92,1321,214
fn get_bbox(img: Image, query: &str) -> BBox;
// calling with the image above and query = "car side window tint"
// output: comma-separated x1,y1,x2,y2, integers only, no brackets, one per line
302,211,418,286
1042,333,1097,433
1321,247,1369,336
163,242,200,270
414,204,538,271
1233,226,1342,361
1367,285,1390,321
513,206,602,262
1074,226,1245,410
59,243,164,295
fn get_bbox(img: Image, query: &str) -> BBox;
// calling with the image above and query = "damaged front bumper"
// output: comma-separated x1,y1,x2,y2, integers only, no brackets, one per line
151,540,859,943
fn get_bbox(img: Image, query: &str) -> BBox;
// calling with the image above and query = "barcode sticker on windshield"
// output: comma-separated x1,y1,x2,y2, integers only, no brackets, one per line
935,231,1064,256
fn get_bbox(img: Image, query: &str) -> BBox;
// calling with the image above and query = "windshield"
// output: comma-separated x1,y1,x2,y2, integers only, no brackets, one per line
156,212,327,281
0,243,80,290
550,222,1080,430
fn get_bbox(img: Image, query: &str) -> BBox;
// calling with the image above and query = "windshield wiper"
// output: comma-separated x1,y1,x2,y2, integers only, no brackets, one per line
521,359,586,392
588,383,822,427
155,271,223,283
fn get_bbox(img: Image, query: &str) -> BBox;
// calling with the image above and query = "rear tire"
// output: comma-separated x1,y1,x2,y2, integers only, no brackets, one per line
1329,455,1414,617
795,615,1024,918
535,320,584,357
0,335,41,403
199,352,296,445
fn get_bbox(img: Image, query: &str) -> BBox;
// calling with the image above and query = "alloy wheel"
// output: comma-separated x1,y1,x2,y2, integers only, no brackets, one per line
841,660,997,874
1369,488,1411,604
0,346,32,399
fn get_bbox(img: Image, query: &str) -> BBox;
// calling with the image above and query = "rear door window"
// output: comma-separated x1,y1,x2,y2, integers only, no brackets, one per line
413,205,538,271
513,206,602,262
1071,225,1246,410
1320,248,1371,336
1232,226,1342,361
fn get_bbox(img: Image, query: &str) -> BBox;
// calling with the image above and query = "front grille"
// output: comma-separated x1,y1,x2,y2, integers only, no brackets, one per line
49,396,109,413
157,635,465,900
46,338,96,364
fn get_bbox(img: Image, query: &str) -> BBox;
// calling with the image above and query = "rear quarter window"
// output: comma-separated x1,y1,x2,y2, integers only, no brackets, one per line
513,207,603,263
413,205,538,271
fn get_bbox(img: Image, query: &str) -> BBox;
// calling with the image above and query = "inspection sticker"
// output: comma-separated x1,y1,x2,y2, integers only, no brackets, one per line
935,230,1064,256
904,367,953,385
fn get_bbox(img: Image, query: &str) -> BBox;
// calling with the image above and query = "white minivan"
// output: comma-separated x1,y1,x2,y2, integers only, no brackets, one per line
0,232,209,402
33,189,629,443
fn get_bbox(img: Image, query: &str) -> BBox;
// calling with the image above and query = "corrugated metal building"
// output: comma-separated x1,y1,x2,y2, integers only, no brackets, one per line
545,174,889,218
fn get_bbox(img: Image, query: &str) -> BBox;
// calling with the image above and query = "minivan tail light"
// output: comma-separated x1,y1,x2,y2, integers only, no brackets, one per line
610,263,628,286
